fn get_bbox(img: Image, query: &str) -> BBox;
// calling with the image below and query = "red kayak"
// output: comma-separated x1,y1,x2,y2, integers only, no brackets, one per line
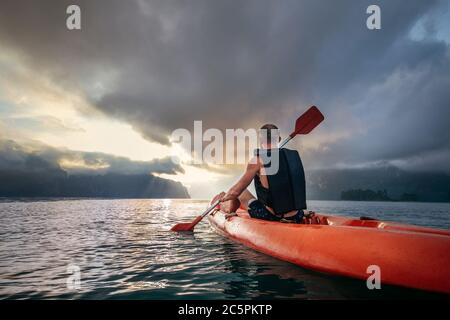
208,209,450,294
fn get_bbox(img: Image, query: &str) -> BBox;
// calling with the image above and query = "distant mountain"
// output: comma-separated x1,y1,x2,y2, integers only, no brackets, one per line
341,189,393,201
306,166,450,202
0,167,189,199
0,140,189,199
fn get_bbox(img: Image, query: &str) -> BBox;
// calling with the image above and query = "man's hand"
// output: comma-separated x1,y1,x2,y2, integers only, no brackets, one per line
211,192,226,205
211,190,239,204
221,190,239,202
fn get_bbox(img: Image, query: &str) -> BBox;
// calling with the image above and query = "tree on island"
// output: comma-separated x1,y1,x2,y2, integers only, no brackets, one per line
340,189,420,202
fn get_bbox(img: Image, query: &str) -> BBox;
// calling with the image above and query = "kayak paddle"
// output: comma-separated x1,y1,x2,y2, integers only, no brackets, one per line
279,106,324,147
171,200,220,231
171,105,324,232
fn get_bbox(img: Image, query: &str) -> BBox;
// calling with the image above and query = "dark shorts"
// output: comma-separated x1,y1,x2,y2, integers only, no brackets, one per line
248,200,304,224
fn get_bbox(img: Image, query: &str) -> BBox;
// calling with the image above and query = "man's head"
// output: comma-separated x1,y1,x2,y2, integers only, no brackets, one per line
259,123,281,148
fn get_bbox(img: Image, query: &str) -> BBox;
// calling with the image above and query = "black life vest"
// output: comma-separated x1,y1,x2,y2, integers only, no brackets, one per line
253,148,306,215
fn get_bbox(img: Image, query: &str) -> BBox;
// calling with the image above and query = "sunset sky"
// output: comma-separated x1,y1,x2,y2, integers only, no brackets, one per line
1,0,450,198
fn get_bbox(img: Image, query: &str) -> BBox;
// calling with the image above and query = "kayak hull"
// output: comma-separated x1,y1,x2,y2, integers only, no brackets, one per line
208,210,450,294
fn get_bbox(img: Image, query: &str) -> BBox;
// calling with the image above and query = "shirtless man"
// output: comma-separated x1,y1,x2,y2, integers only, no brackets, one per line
212,124,306,223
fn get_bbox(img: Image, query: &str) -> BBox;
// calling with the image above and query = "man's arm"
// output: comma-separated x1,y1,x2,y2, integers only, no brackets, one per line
221,158,260,202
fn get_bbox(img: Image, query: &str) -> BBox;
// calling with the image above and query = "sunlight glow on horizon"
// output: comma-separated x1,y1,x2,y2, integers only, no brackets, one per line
0,51,173,162
0,51,227,196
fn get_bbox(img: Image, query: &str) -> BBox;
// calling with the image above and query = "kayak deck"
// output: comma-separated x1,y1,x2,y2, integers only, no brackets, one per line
208,209,450,294
305,212,450,237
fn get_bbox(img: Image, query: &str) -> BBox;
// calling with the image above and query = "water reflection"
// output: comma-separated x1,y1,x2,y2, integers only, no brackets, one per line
217,241,308,299
0,199,448,299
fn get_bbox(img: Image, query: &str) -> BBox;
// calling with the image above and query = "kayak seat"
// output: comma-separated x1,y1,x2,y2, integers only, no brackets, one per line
360,216,378,220
343,219,384,229
236,210,331,225
304,212,331,225
302,215,329,225
280,218,296,224
320,216,330,225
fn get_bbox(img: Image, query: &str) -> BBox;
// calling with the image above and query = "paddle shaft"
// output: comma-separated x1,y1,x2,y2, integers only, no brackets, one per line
278,135,293,149
201,200,220,219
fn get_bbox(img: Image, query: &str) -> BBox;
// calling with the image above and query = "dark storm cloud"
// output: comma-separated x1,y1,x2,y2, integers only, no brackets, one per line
0,139,184,175
0,0,449,171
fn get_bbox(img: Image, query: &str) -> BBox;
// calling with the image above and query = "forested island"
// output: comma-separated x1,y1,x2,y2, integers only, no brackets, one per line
0,169,190,199
307,166,450,202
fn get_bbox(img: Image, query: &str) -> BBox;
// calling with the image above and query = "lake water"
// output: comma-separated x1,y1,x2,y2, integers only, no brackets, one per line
0,199,449,299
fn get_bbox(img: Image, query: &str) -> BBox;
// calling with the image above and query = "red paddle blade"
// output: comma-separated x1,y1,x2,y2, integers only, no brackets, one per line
171,215,202,232
291,106,324,137
171,222,195,232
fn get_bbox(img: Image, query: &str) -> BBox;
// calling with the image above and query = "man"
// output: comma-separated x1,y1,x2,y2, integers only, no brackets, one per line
212,124,306,223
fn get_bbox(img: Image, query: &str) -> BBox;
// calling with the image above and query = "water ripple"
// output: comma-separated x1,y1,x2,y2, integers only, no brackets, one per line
0,199,448,299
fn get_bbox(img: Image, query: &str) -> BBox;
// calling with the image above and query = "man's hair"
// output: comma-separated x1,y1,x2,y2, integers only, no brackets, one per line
260,123,279,143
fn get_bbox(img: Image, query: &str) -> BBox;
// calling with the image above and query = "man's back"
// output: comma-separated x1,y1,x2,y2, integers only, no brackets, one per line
254,148,306,215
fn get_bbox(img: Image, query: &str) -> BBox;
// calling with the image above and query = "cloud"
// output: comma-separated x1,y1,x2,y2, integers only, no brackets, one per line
0,139,184,175
1,116,85,135
0,0,449,173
